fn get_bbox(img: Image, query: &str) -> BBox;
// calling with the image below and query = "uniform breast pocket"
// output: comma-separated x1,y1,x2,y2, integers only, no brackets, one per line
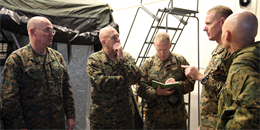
23,68,45,97
51,65,65,85
168,66,181,74
148,70,162,81
167,66,183,79
24,68,45,81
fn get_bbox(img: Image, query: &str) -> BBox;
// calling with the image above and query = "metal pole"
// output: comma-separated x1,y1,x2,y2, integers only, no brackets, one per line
11,33,20,49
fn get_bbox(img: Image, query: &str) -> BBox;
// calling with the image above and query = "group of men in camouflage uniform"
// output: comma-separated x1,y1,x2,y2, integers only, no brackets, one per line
1,5,259,130
86,26,195,129
87,5,260,130
182,5,260,130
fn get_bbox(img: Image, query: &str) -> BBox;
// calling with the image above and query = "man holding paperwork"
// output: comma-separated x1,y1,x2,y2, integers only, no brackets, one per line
137,32,195,129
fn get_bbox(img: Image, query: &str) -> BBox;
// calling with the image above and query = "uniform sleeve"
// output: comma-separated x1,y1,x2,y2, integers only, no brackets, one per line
204,76,215,88
203,75,218,94
217,68,260,129
60,57,76,120
1,54,27,129
177,56,195,94
86,55,125,93
119,53,142,84
137,59,158,100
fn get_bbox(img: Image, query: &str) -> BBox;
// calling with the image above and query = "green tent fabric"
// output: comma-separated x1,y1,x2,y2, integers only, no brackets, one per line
0,0,117,45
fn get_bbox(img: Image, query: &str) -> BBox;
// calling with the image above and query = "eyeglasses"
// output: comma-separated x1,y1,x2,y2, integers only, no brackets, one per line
34,28,56,35
157,49,169,53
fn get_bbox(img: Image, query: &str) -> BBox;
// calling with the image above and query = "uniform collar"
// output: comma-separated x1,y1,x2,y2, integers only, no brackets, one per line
27,43,55,64
211,45,225,56
100,49,120,64
222,41,260,73
155,53,177,66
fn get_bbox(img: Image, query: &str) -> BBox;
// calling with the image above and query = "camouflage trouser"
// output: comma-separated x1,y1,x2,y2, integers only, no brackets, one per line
90,120,134,130
144,118,187,130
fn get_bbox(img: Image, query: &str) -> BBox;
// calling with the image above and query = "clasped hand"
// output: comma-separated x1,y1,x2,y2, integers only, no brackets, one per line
113,42,124,59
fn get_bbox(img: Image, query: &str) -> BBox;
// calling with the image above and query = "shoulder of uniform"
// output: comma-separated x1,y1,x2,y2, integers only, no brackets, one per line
123,52,130,56
11,45,29,54
47,47,62,56
141,56,156,67
88,50,104,60
171,52,182,57
171,52,185,60
145,56,155,62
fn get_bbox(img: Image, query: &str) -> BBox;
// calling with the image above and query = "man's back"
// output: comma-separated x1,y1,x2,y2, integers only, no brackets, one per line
217,42,260,129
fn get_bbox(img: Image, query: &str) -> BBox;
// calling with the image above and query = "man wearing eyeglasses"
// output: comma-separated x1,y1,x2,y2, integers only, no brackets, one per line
137,32,195,129
1,16,76,129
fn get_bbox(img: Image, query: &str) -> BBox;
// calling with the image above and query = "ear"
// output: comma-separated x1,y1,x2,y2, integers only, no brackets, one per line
220,17,225,26
169,42,172,48
29,28,35,36
101,39,106,47
225,29,231,41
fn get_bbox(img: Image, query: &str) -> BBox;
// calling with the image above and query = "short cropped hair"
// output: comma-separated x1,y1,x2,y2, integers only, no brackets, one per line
207,5,233,19
99,26,117,40
154,32,171,45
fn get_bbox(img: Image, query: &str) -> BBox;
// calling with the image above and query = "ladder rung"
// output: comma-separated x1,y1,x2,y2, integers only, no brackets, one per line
152,26,182,30
138,56,150,59
144,42,154,44
0,40,7,43
159,7,198,15
184,102,189,105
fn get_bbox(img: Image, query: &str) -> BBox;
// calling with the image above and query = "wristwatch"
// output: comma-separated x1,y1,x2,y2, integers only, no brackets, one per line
201,75,209,85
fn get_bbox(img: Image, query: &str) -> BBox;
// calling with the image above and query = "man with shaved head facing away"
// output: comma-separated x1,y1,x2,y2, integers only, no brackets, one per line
1,16,76,129
216,11,260,129
86,26,142,129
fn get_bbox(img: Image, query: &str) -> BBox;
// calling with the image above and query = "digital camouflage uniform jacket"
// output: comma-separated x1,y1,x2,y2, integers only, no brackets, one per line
200,45,230,129
216,41,260,129
1,44,75,129
86,50,142,129
137,53,195,129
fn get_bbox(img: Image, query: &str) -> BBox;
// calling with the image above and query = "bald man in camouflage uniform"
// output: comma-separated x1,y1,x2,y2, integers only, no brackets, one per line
86,26,142,129
181,5,233,130
137,32,195,129
1,16,76,129
216,11,260,129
